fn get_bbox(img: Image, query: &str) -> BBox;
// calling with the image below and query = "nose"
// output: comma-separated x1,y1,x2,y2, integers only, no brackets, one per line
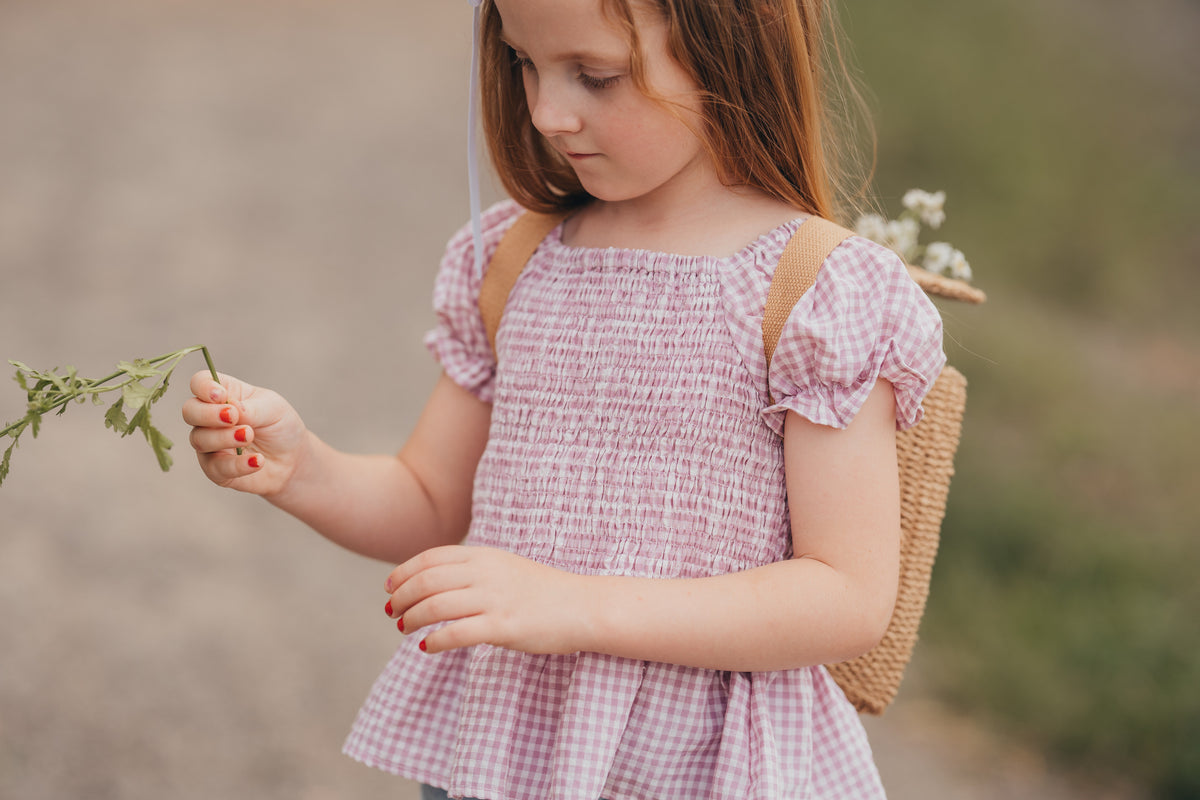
526,76,583,138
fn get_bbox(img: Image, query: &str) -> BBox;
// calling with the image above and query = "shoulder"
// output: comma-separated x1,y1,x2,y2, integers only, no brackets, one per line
426,200,530,404
778,221,910,291
721,218,907,313
717,219,946,433
804,232,928,322
442,198,529,273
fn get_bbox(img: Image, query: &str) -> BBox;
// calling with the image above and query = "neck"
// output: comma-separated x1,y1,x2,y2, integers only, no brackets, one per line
567,182,804,257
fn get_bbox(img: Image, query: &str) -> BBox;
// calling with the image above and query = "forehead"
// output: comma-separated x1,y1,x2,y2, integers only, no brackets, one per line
494,0,634,60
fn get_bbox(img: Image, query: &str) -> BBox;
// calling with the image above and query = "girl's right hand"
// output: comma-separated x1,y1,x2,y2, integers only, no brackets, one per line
182,371,309,497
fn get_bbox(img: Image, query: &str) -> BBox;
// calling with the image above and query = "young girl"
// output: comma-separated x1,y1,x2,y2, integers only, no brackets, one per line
183,0,945,797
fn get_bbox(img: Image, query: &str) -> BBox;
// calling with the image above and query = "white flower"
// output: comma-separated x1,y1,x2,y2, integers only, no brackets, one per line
885,217,921,261
922,241,955,275
902,188,931,210
856,190,974,282
949,249,973,282
902,189,947,229
854,213,888,244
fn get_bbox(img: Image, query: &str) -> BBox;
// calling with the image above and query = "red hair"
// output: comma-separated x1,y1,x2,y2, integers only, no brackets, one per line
479,0,874,224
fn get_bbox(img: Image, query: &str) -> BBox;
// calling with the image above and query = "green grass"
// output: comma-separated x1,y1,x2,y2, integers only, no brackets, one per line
927,302,1200,795
841,1,1200,796
846,0,1200,330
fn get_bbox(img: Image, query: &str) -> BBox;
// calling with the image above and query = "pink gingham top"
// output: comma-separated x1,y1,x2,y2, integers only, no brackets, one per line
344,200,946,800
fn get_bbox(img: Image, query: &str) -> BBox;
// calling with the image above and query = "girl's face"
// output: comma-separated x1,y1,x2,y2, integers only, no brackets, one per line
494,0,711,211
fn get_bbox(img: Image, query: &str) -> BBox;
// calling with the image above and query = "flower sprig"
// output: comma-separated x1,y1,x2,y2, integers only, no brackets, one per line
1,345,227,488
856,189,973,282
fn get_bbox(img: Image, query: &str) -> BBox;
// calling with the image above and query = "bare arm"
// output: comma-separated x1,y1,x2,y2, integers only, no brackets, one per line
388,380,901,672
185,373,490,564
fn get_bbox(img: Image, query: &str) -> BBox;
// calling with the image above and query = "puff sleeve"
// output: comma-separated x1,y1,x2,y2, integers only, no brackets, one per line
422,199,526,403
762,235,947,435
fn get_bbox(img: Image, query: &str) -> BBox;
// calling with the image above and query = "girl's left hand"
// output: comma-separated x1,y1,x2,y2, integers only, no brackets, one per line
383,546,592,656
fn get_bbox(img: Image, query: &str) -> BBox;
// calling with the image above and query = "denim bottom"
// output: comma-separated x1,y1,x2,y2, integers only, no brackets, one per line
420,785,481,800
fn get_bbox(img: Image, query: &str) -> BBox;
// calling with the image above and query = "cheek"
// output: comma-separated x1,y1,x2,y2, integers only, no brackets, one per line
521,71,538,109
629,111,702,163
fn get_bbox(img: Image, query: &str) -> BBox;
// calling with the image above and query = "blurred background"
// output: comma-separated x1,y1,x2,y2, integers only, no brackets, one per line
0,1,1195,798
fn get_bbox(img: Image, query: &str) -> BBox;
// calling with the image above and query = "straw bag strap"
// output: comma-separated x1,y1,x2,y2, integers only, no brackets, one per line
763,217,855,404
479,210,570,354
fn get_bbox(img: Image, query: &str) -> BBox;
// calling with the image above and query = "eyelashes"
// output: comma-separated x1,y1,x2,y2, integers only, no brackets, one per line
578,72,621,90
509,49,622,91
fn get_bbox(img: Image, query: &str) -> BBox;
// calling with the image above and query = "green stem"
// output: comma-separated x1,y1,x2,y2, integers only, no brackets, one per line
1,346,209,440
201,345,220,384
0,416,32,439
1,363,131,438
198,345,241,455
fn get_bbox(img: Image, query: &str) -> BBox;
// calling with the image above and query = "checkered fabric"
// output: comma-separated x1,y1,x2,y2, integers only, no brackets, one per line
342,200,946,800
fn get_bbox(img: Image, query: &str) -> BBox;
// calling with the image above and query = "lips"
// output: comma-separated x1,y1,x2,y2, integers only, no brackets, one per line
557,143,598,160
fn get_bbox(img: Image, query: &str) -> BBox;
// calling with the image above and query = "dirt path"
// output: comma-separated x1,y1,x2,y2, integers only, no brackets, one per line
0,2,1141,798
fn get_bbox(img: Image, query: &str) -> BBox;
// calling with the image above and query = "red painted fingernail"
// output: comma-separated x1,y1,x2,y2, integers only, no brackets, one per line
384,600,393,617
234,427,248,443
397,617,406,633
418,639,427,652
219,407,234,424
248,455,262,469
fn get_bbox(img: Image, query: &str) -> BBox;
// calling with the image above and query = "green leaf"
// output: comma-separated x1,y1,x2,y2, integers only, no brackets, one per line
143,424,174,472
124,404,150,439
116,360,161,381
149,372,172,404
121,380,154,412
104,399,130,434
44,368,70,395
0,440,14,487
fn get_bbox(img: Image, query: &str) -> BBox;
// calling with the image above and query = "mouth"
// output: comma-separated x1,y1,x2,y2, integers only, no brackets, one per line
563,150,598,161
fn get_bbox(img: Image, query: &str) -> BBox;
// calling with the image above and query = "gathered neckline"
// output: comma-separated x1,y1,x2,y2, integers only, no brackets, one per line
541,215,811,270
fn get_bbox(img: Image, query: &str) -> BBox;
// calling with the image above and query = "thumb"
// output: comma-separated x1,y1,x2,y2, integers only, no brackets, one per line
188,370,253,406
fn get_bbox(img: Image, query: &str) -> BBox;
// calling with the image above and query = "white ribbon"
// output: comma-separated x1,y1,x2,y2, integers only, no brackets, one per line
468,0,485,279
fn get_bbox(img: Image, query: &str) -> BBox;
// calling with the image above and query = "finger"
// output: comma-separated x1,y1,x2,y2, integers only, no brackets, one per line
384,545,471,594
189,371,228,404
188,369,255,407
196,450,265,484
387,559,474,619
419,615,493,654
181,397,239,428
189,424,254,455
397,588,482,636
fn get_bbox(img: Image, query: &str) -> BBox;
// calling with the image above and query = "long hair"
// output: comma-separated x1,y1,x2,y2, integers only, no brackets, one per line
478,0,874,224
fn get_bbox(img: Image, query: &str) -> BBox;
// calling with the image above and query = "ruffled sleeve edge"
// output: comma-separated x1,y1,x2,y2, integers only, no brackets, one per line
762,338,947,436
759,237,947,437
422,199,527,404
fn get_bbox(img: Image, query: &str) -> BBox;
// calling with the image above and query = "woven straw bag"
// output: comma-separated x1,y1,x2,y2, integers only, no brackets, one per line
764,216,983,714
480,211,984,716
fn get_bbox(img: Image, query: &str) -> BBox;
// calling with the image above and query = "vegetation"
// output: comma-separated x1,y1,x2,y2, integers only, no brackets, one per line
1,347,232,488
845,0,1200,796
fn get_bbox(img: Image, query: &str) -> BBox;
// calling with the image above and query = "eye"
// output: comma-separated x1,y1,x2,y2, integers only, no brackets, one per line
578,71,621,90
509,48,535,73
